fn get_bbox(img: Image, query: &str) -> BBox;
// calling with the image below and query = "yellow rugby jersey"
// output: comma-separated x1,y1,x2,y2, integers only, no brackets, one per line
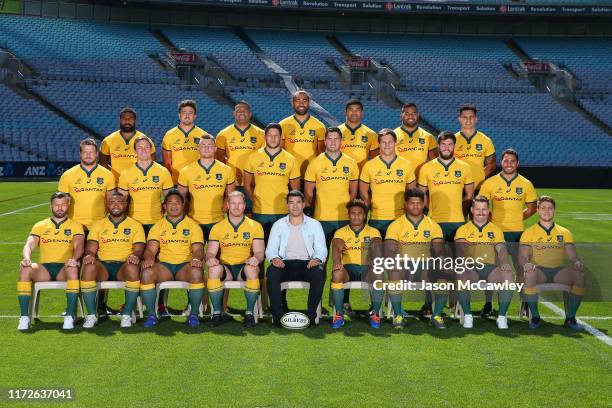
87,215,145,262
394,126,437,174
359,156,416,221
333,224,381,266
161,125,208,180
216,124,264,186
178,160,235,224
244,148,300,215
418,158,473,223
339,123,378,169
304,152,359,221
209,216,264,265
279,115,326,174
58,164,115,230
455,221,504,265
479,173,537,232
30,218,84,263
454,131,495,189
520,223,573,268
385,215,443,258
118,162,173,225
100,130,157,180
148,215,204,264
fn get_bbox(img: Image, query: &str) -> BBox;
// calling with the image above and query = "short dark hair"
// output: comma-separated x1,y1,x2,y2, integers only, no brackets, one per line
378,128,397,143
345,99,363,111
50,192,70,202
437,131,456,145
286,190,305,202
120,107,137,118
459,103,477,116
164,188,185,204
292,90,310,101
471,195,489,207
501,148,519,162
346,198,368,213
235,100,251,111
265,123,282,136
109,190,127,200
79,138,98,152
538,195,556,209
133,135,153,148
404,188,425,202
402,102,418,111
178,99,197,114
326,127,342,139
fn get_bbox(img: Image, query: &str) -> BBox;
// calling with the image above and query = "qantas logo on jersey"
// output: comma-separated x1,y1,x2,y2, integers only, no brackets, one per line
40,237,73,244
373,178,403,185
397,146,425,153
130,186,160,192
111,152,136,159
432,180,462,186
101,236,130,244
172,145,197,152
229,145,257,152
73,186,104,193
256,170,286,177
192,183,224,190
288,138,314,143
319,175,349,182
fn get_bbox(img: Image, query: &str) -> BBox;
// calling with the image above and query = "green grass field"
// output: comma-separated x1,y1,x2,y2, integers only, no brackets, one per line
1,182,611,407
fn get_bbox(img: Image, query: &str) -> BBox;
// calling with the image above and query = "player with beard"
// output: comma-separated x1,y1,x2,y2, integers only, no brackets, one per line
479,148,537,316
80,191,145,329
162,100,209,184
418,131,474,326
17,192,85,330
338,99,379,169
58,138,115,231
100,107,156,182
394,103,437,176
279,90,326,176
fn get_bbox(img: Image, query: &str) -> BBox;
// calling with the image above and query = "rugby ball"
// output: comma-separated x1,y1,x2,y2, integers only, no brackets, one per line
280,312,310,330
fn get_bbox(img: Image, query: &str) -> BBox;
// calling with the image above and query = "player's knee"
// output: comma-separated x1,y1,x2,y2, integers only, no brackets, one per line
65,266,79,280
331,269,344,283
244,264,258,279
140,268,154,283
523,268,536,283
190,268,203,283
81,264,96,280
208,264,223,279
502,270,514,282
124,264,139,281
18,265,32,281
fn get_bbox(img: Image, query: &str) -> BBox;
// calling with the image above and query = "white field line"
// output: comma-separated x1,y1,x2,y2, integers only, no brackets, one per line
540,298,612,347
0,202,47,217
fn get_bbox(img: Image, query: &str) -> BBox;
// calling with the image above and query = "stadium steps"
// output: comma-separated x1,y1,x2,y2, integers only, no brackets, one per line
572,98,612,136
325,34,352,60
504,39,531,61
22,83,103,141
150,27,177,53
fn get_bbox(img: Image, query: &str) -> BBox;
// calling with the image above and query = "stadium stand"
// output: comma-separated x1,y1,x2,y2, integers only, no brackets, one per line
30,81,235,145
579,97,612,128
0,83,84,161
160,26,272,80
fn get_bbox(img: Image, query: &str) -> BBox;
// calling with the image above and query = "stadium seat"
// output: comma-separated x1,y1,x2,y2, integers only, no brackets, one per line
155,281,205,318
30,281,85,320
519,283,571,321
97,281,144,319
208,281,264,323
280,281,322,324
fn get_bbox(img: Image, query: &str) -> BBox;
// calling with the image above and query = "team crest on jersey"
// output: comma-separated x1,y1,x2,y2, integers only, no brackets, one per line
487,232,494,239
343,166,349,174
279,162,286,170
557,235,564,242
515,187,523,195
183,229,190,236
250,137,257,144
124,228,131,235
194,138,200,145
309,130,315,137
361,136,368,143
96,177,104,185
75,178,82,184
455,170,462,178
243,232,250,240
364,236,371,244
215,173,222,181
476,144,483,151
424,230,430,238
152,176,159,183
64,229,72,236
419,138,425,145
396,169,403,177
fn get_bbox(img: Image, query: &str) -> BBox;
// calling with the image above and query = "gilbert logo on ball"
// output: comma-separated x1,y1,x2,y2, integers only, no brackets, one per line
280,312,310,330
